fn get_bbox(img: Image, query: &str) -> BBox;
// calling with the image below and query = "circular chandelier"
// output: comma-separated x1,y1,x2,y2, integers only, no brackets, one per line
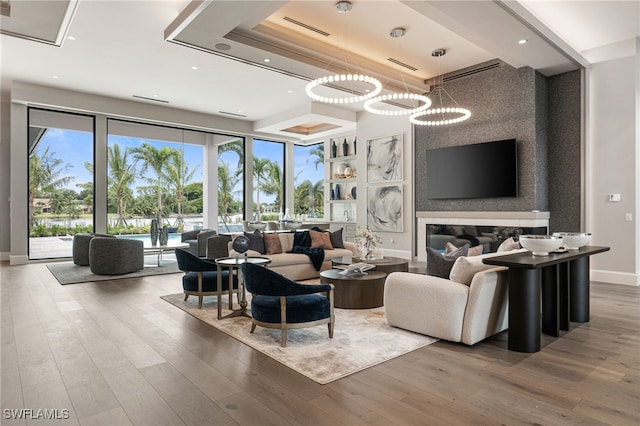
364,93,432,116
305,74,382,104
410,105,471,126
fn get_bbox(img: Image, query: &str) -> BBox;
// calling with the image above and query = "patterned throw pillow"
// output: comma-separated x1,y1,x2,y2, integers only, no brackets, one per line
426,245,469,278
243,230,265,254
262,232,283,255
309,229,334,250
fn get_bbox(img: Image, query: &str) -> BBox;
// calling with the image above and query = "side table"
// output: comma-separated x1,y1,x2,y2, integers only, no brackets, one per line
214,256,271,320
320,269,387,309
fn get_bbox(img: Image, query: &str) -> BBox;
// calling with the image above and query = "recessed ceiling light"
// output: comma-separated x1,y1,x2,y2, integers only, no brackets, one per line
52,75,59,79
518,39,528,45
263,58,271,63
67,36,76,41
191,66,198,70
153,94,159,98
215,43,231,51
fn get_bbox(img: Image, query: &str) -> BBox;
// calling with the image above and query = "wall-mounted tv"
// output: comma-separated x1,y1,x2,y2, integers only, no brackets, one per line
426,139,518,199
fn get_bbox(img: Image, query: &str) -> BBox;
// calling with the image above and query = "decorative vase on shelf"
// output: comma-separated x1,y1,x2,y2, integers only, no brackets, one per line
150,218,159,245
353,137,357,155
331,140,337,158
342,138,349,156
330,189,335,200
335,184,341,200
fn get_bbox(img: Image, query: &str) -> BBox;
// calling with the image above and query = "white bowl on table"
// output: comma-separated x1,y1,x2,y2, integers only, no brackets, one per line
286,221,303,230
519,235,563,256
552,232,591,250
248,222,267,231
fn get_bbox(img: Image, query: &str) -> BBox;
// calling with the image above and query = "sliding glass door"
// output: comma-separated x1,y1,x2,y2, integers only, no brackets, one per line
28,109,95,260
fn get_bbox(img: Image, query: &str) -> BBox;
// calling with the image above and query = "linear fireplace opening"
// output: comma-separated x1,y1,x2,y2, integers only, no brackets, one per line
426,224,548,254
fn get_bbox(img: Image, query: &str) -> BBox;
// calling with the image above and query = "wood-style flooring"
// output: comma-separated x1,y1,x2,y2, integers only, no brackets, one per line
1,261,638,425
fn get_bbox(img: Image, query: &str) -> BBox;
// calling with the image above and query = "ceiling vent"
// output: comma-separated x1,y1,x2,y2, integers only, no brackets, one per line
387,57,418,72
282,16,330,37
424,59,502,86
219,110,247,118
132,95,169,103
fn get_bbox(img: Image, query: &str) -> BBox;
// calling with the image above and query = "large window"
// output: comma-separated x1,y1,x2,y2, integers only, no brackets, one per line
28,109,95,260
218,138,245,232
294,143,324,218
252,139,284,220
106,120,204,235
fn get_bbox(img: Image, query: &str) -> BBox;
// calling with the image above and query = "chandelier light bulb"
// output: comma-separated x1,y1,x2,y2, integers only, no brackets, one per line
364,93,432,116
306,73,382,104
409,107,471,126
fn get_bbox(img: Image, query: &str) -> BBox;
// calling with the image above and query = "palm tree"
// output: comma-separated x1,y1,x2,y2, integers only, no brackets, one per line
130,143,173,222
165,147,198,229
308,144,325,170
310,179,324,216
107,144,136,227
218,139,244,169
218,160,241,222
294,179,312,215
261,160,284,211
252,157,271,220
28,145,74,229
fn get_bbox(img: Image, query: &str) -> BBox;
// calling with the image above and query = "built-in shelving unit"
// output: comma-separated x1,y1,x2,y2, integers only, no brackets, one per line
325,136,357,237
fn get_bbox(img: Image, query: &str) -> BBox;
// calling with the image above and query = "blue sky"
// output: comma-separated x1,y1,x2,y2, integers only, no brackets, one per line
38,130,324,204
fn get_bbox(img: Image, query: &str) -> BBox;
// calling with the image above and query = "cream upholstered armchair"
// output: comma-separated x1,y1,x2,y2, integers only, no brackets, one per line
384,254,510,345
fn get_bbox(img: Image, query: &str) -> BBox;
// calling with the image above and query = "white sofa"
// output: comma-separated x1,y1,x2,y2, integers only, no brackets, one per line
229,232,358,281
384,251,523,345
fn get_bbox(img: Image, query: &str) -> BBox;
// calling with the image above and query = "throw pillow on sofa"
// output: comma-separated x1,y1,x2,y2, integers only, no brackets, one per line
263,232,283,255
446,241,482,256
244,230,265,254
426,244,469,278
449,256,498,285
497,237,521,252
310,229,333,250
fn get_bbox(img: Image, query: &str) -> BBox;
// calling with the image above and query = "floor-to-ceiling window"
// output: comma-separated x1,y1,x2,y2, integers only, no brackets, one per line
252,139,284,220
293,143,325,219
28,109,95,260
217,138,245,232
106,120,206,237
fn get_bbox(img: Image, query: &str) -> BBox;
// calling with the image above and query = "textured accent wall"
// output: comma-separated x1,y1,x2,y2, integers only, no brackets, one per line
547,70,582,232
415,61,581,224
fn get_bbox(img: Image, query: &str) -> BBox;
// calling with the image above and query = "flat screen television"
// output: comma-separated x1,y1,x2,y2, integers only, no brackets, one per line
426,139,518,199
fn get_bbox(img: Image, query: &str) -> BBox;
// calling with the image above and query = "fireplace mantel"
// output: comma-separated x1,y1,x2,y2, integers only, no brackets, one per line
416,211,550,262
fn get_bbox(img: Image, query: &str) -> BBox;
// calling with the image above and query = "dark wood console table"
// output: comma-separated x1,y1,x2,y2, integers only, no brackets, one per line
483,245,610,353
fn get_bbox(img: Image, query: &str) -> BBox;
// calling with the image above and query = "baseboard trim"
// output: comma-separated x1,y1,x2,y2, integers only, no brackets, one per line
0,251,9,262
9,254,29,265
591,269,639,286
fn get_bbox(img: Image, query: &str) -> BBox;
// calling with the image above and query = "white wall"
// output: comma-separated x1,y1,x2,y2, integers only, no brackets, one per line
588,47,639,286
0,97,10,260
355,112,413,259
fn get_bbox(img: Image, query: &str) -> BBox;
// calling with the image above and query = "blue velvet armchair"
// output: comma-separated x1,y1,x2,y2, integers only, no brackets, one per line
241,262,334,347
175,248,238,309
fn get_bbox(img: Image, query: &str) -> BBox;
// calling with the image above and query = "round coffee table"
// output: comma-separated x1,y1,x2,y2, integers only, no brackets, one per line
320,269,387,309
331,256,409,274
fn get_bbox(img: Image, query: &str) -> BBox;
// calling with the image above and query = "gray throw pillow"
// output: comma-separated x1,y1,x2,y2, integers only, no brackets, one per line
426,244,469,278
244,230,265,254
330,228,344,249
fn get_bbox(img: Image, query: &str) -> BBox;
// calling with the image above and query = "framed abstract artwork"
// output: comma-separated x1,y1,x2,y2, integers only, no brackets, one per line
367,185,403,232
367,134,403,183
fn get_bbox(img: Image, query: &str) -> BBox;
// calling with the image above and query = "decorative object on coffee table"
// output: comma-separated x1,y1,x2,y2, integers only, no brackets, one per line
332,255,408,274
159,225,169,246
150,218,159,245
354,227,382,259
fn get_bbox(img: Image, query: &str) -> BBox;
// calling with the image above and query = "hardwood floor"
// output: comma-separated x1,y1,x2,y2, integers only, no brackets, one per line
2,261,638,425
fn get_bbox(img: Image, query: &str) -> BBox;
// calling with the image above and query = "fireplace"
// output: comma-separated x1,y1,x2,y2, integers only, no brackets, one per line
416,211,550,262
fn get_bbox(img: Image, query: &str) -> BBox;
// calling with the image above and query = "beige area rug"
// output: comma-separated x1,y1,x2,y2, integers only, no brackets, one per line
161,293,437,384
47,258,181,285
